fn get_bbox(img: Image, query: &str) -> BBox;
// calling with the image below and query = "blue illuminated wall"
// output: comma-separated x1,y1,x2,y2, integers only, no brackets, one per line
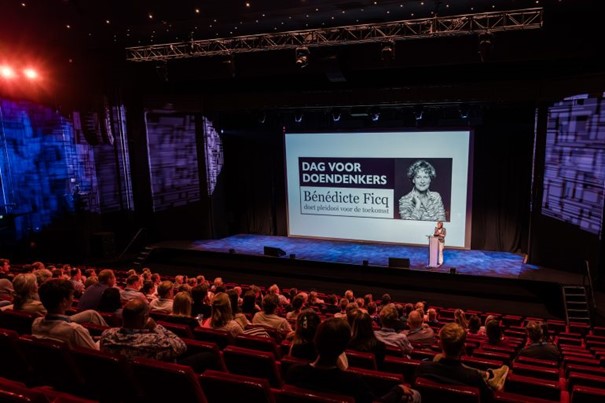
0,98,133,242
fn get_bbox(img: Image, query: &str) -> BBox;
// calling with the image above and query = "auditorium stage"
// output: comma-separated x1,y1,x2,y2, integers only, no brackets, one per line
143,234,586,318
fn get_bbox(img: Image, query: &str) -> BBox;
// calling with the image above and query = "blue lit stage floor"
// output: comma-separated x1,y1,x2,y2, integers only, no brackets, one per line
179,234,563,281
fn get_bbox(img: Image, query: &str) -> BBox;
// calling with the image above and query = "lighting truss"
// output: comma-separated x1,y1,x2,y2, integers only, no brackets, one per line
126,7,543,62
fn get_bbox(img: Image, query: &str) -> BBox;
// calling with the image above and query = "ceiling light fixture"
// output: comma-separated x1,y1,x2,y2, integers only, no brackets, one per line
295,47,310,68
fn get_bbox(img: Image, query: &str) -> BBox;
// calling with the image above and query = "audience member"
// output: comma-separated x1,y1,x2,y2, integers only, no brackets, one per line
308,291,324,306
286,293,307,321
149,281,174,314
426,308,440,326
517,321,561,362
289,309,323,361
0,258,12,280
120,274,146,304
0,278,14,303
416,322,509,401
252,294,293,337
100,298,186,361
172,291,193,317
287,317,419,403
33,268,53,286
349,311,387,369
98,287,123,316
12,273,46,316
454,309,468,329
141,280,157,301
374,303,413,356
333,298,349,319
191,284,212,320
202,292,244,338
241,289,261,316
32,279,98,350
268,283,290,306
404,310,435,345
227,289,249,330
70,267,85,297
344,289,355,302
321,294,340,315
467,314,482,336
77,269,116,311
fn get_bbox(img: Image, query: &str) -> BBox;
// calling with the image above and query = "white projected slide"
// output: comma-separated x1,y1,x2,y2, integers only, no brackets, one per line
284,131,472,248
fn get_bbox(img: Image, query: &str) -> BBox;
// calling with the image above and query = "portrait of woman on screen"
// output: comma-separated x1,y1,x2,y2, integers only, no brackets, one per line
398,159,446,221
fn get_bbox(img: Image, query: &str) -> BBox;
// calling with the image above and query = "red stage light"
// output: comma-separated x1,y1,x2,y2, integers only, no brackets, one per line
23,68,39,80
0,66,16,79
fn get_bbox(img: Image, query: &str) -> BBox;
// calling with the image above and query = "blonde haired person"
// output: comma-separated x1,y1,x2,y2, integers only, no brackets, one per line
12,273,46,316
172,291,193,317
202,292,244,338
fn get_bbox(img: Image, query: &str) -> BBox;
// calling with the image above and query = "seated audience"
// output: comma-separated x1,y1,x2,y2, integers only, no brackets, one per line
203,292,244,338
287,317,420,403
12,273,46,316
344,289,355,302
141,280,157,301
517,321,561,362
0,278,14,304
98,287,123,316
416,322,509,401
100,298,187,361
454,308,468,329
172,291,194,317
426,308,440,326
467,314,483,336
333,298,349,319
77,269,116,311
404,310,435,345
286,293,307,321
308,291,324,306
374,303,413,356
32,279,99,350
149,281,174,314
241,289,261,316
252,294,293,337
0,258,12,280
227,289,250,330
69,267,85,298
268,283,290,306
289,309,323,361
321,294,340,315
120,274,146,304
349,311,387,369
191,284,212,320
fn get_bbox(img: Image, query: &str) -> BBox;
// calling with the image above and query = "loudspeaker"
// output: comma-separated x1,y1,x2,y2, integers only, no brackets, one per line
264,246,286,257
388,257,410,269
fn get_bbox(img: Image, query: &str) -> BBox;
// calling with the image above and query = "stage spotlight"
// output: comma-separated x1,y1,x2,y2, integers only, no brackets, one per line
458,103,470,119
23,68,38,80
295,46,310,68
369,107,380,122
380,41,395,62
0,66,16,79
294,111,303,123
478,32,494,63
331,109,341,122
413,105,424,121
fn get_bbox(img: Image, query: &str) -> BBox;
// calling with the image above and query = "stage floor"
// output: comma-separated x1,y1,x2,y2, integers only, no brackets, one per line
156,234,582,284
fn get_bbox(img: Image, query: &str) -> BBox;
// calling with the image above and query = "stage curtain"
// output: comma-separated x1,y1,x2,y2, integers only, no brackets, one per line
470,105,535,253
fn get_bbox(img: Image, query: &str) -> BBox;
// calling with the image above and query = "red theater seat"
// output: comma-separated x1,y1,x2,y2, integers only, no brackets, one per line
223,345,283,388
193,326,232,349
71,346,141,402
200,370,275,403
344,350,377,370
0,328,31,383
515,355,559,368
381,356,421,382
571,384,605,403
280,355,310,380
0,310,37,335
346,367,403,397
414,377,480,403
461,355,504,371
494,391,562,403
568,371,605,389
181,338,227,371
510,361,560,381
564,363,605,378
157,321,194,338
17,336,86,396
471,349,512,364
0,377,49,403
504,373,561,401
234,333,281,358
131,357,207,403
274,385,355,403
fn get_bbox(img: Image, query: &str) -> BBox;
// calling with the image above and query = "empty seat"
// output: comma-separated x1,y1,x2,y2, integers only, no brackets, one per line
504,373,561,401
515,356,559,368
17,335,87,396
381,356,421,382
493,391,561,403
223,345,283,388
200,369,275,403
461,355,504,371
131,357,207,403
0,328,31,383
510,361,559,381
344,350,377,370
71,346,141,402
414,376,480,403
234,333,281,358
568,371,605,389
181,338,226,371
280,355,310,379
571,384,605,403
274,385,355,403
471,349,512,365
193,326,232,349
0,310,37,335
346,367,403,398
157,321,194,339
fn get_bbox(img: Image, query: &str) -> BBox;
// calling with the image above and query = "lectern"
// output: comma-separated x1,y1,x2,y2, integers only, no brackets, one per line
427,235,439,268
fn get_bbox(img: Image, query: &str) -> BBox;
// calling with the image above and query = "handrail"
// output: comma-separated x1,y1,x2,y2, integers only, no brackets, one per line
117,227,147,260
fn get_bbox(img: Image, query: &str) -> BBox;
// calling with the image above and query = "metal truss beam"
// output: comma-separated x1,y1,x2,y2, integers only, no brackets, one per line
126,7,543,62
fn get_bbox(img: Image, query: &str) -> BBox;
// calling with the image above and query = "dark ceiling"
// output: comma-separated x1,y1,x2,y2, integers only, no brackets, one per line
1,0,603,108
